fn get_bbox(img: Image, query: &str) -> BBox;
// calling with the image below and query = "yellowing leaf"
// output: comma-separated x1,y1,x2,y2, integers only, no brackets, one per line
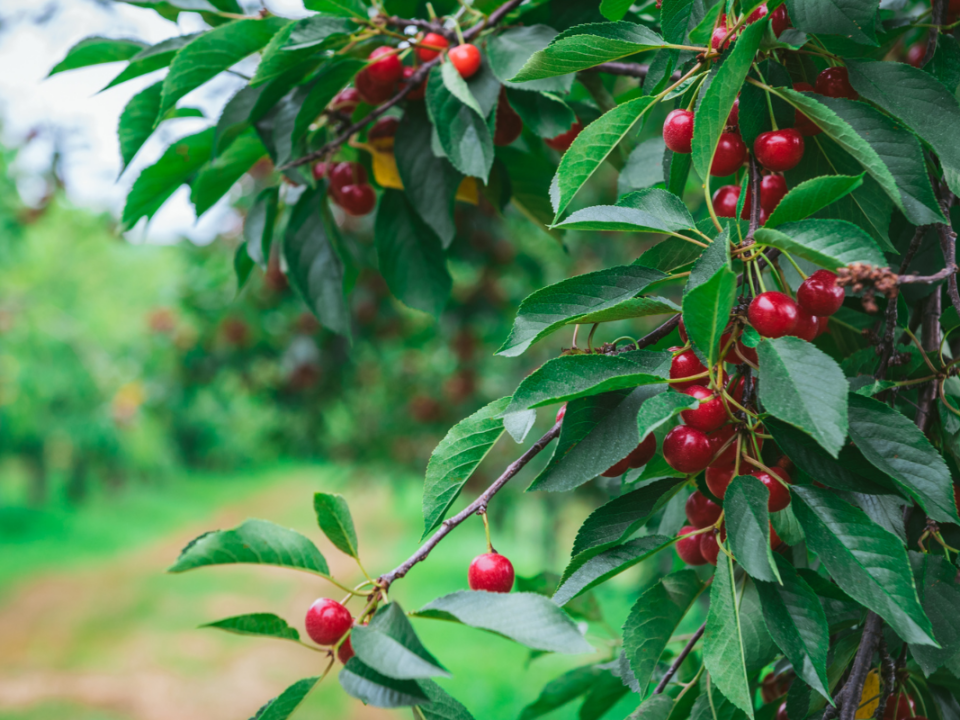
855,670,880,719
366,145,477,204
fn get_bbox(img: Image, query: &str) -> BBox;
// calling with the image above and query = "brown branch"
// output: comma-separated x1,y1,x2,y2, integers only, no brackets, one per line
873,638,897,720
653,622,706,694
382,15,451,39
877,227,927,378
377,420,561,589
834,612,884,720
636,314,681,349
897,265,958,285
924,0,947,68
915,289,942,434
746,155,762,240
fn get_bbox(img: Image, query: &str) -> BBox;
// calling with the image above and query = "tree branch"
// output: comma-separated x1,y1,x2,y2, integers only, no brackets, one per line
924,0,947,68
897,265,957,285
877,226,927,378
915,288,942,434
835,612,884,720
746,154,762,240
382,15,451,39
653,622,706,694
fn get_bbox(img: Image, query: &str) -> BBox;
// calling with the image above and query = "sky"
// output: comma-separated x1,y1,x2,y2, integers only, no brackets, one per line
0,0,312,243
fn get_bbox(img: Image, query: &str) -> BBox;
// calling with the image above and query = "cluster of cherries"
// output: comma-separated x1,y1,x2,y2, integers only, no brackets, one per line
710,3,791,53
312,158,376,216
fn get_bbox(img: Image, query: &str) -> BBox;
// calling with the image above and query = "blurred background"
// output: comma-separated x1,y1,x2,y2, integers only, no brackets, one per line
0,1,710,719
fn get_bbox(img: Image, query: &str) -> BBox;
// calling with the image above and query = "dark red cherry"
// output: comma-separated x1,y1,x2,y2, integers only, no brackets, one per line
627,433,658,468
330,87,361,114
545,121,583,152
706,463,735,498
328,162,367,195
791,308,820,342
494,88,523,146
727,97,739,128
746,4,768,23
797,269,844,316
760,174,788,212
417,32,449,62
448,43,482,79
906,43,926,68
713,185,741,219
601,455,632,477
792,82,822,136
468,552,514,592
777,703,789,720
771,5,791,36
815,66,858,100
678,318,688,342
681,385,728,432
700,527,724,565
312,162,328,181
670,348,707,389
707,425,738,468
338,184,376,216
663,426,714,474
686,490,722,528
711,132,747,176
754,129,805,172
751,467,792,512
749,291,799,338
884,694,915,720
770,523,782,548
663,109,695,154
366,47,404,86
368,116,399,141
305,598,353,645
355,69,396,105
401,66,426,100
677,525,708,565
720,331,758,365
337,633,355,663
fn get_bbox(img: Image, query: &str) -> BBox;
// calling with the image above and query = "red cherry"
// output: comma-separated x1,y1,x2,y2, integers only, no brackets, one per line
312,162,328,181
726,375,746,405
670,348,707,389
707,425,738,468
305,598,353,645
337,633,355,663
760,174,788,212
720,332,758,365
468,552,514,592
355,69,396,105
777,703,789,720
815,66,858,100
713,185,742,219
792,82,822,136
770,522,782,548
754,129,805,172
663,109,695,154
798,270,844,316
367,47,404,86
792,308,820,342
884,694,915,720
700,527,725,565
448,44,482,79
330,87,360,114
494,89,523,146
338,184,376,216
749,291,799,338
751,467,792,512
758,208,770,226
368,116,399,141
686,490,722,528
601,455,632,477
663,426,714,474
727,97,740,128
712,26,732,52
556,404,566,423
417,32,449,62
328,162,367,194
746,4,768,23
706,463,735,498
627,433,658,468
545,121,583,152
678,318,688,342
906,43,926,68
681,386,728,432
771,5,791,36
711,132,747,176
761,673,792,703
677,525,708,565
401,66,426,101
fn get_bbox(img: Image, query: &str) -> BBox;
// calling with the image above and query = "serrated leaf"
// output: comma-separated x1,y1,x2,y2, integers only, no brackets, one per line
234,242,254,291
629,694,675,720
168,518,329,575
724,475,780,583
756,556,831,699
505,88,577,140
791,486,936,646
204,613,300,641
352,602,449,680
573,297,680,325
782,0,877,46
48,36,145,76
519,665,599,719
847,394,960,525
250,676,319,720
339,658,429,707
908,553,960,676
764,175,865,228
771,504,805,546
553,188,697,233
683,258,736,366
191,129,266,217
312,492,358,558
704,552,754,719
422,397,509,538
253,16,355,86
620,136,668,196
754,219,885,271
292,57,366,143
757,336,849,458
636,392,699,440
624,570,704,696
244,186,278,267
581,669,630,720
415,591,593,654
118,81,165,172
487,25,575,94
498,265,666,356
845,492,908,543
635,235,703,272
426,66,495,181
554,535,674,606
417,680,476,720
101,35,196,90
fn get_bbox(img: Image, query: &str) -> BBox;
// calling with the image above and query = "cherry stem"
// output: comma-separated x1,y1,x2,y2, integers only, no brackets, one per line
653,622,706,694
481,511,493,553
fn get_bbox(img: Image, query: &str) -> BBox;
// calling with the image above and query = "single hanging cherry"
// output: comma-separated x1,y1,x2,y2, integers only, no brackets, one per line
468,551,514,593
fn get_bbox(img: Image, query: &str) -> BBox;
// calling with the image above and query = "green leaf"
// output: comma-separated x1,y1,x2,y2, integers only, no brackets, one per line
497,265,666,357
619,136,668,195
190,129,266,217
102,35,195,91
415,591,593,654
846,492,907,543
498,146,556,229
691,21,766,180
352,602,449,680
782,0,877,46
441,61,484,117
554,188,696,233
553,97,656,220
635,235,702,273
426,67,495,181
777,88,947,226
168,518,329,575
253,16,355,86
203,613,300,641
754,218,885,271
531,386,667,492
504,88,576,139
487,25,574,94
757,336,849,458
512,22,669,81
417,680,476,720
160,18,287,118
573,296,680,325
118,81,166,171
738,579,779,672
48,36,145,76
339,658,429,707
704,553,754,719
292,58,366,143
724,475,780,583
791,486,936,646
251,676,319,720
764,175,864,228
121,128,214,229
554,535,674,606
282,187,349,336
629,694,676,720
847,394,960,525
600,0,633,21
636,391,699,440
624,570,704,696
580,670,630,720
303,0,367,16
234,242,254,291
682,254,736,366
756,556,831,699
771,504,805,546
312,493,358,558
908,552,960,676
422,397,509,538
375,190,451,318
244,186,278,267
519,666,599,720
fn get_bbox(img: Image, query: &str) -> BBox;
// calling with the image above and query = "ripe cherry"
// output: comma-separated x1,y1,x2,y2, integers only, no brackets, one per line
602,434,657,476
754,129,805,172
770,523,782,548
681,386,728,432
721,331,758,365
670,348,707,389
678,318,688,342
906,43,926,68
712,26,732,52
884,694,915,720
727,97,739,128
711,132,747,176
760,174,788,212
771,5,791,36
663,425,714,474
677,525,708,565
746,4,768,23
761,673,791,703
791,308,820,342
448,43,482,79
330,87,360,114
468,552,514,593
355,69,396,105
792,82,822,136
305,598,353,645
751,467,792,512
337,633,355,663
706,463,735,498
545,121,583,152
815,66,858,100
777,703,789,720
663,109,695,154
328,162,367,196
749,291,799,338
798,270,844,316
338,184,376,216
494,89,523,146
713,185,749,219
686,490,722,528
366,46,404,86
707,425,738,468
401,66,426,101
368,116,399,141
700,527,724,565
312,162,328,181
417,32,449,62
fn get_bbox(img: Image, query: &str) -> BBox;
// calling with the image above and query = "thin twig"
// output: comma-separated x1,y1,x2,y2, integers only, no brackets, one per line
924,0,947,67
874,638,897,720
653,622,706,694
836,612,885,720
877,227,927,378
898,265,957,285
915,289,942,434
746,155,762,241
382,15,451,38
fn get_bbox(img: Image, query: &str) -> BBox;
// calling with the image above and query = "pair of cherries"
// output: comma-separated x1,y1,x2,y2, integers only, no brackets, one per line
676,490,782,566
748,270,845,340
710,5,791,52
712,174,788,224
418,33,483,79
315,160,376,216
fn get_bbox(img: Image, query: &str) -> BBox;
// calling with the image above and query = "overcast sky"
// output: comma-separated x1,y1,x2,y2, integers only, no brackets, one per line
0,0,311,243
